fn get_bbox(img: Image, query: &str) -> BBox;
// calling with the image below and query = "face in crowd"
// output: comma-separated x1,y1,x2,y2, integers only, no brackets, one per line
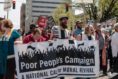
76,21,83,29
33,28,42,40
114,24,118,32
95,24,101,32
85,26,95,35
60,17,68,29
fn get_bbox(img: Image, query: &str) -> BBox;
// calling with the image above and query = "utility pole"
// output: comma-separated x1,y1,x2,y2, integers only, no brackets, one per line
7,10,9,19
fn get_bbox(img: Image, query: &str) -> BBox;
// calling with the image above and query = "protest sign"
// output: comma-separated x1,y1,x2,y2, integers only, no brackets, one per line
15,40,99,79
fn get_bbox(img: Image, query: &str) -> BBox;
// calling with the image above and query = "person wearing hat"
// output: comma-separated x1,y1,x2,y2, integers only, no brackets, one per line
50,14,70,79
26,24,38,36
50,14,70,40
111,23,118,72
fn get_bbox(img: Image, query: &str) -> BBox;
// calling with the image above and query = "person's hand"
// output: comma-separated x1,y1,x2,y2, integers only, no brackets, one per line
14,41,22,45
28,41,33,44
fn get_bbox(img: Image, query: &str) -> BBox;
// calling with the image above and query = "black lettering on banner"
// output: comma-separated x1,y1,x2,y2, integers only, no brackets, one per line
49,42,53,46
78,42,84,47
63,67,78,73
58,68,62,73
80,68,94,73
16,40,98,78
50,70,57,75
26,72,48,79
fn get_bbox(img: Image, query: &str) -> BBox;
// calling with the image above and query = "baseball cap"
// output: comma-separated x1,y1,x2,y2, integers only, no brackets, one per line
30,24,38,29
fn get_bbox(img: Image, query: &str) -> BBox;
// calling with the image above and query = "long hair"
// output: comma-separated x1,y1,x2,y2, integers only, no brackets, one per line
2,19,13,29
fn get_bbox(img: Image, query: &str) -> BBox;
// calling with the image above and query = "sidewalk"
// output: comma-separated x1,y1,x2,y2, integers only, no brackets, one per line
63,72,118,79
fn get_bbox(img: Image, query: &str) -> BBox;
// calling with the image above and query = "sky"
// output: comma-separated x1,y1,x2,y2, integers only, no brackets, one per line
0,0,26,29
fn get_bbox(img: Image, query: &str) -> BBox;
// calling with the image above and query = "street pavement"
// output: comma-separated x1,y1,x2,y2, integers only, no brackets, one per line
63,73,118,79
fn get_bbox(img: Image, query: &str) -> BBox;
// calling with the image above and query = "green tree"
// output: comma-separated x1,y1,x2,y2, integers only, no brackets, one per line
52,4,76,30
73,0,118,22
99,0,118,22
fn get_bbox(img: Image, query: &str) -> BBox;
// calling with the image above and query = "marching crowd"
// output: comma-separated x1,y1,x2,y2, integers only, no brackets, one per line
0,14,118,79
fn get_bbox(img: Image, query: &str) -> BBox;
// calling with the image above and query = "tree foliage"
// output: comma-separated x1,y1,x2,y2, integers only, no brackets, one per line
53,0,118,25
99,0,118,22
52,4,76,29
75,0,118,22
83,0,118,22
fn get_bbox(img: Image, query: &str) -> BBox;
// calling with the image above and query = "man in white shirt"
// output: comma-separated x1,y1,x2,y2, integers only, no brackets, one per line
50,14,70,40
111,23,118,57
111,23,118,72
50,14,70,79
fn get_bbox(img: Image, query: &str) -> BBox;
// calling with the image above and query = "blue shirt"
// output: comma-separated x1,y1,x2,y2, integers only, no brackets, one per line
73,28,83,36
0,30,21,74
0,36,9,74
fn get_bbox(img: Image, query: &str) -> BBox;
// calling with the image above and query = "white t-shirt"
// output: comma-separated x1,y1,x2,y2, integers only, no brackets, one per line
111,32,118,57
82,34,95,41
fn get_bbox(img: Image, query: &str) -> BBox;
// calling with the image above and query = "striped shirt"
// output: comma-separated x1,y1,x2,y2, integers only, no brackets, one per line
51,26,70,39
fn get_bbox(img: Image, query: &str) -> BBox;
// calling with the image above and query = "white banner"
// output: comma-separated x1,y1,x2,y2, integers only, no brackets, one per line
14,40,99,79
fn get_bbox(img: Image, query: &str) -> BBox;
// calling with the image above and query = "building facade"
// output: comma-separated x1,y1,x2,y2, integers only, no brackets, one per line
25,0,65,33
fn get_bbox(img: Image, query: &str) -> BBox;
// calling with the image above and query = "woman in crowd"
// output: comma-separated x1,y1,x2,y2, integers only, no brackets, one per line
0,19,22,79
94,23,108,75
23,28,46,43
73,25,95,41
82,25,95,40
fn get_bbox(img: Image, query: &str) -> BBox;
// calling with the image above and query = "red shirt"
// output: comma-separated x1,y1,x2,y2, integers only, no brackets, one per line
42,34,50,41
23,34,46,44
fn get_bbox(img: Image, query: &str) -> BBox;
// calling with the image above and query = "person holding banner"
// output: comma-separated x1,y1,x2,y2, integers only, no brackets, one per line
23,28,46,43
26,24,38,36
0,19,22,79
50,14,70,79
82,25,95,40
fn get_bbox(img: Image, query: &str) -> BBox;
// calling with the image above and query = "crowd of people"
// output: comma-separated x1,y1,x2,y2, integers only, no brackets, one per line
0,14,118,79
